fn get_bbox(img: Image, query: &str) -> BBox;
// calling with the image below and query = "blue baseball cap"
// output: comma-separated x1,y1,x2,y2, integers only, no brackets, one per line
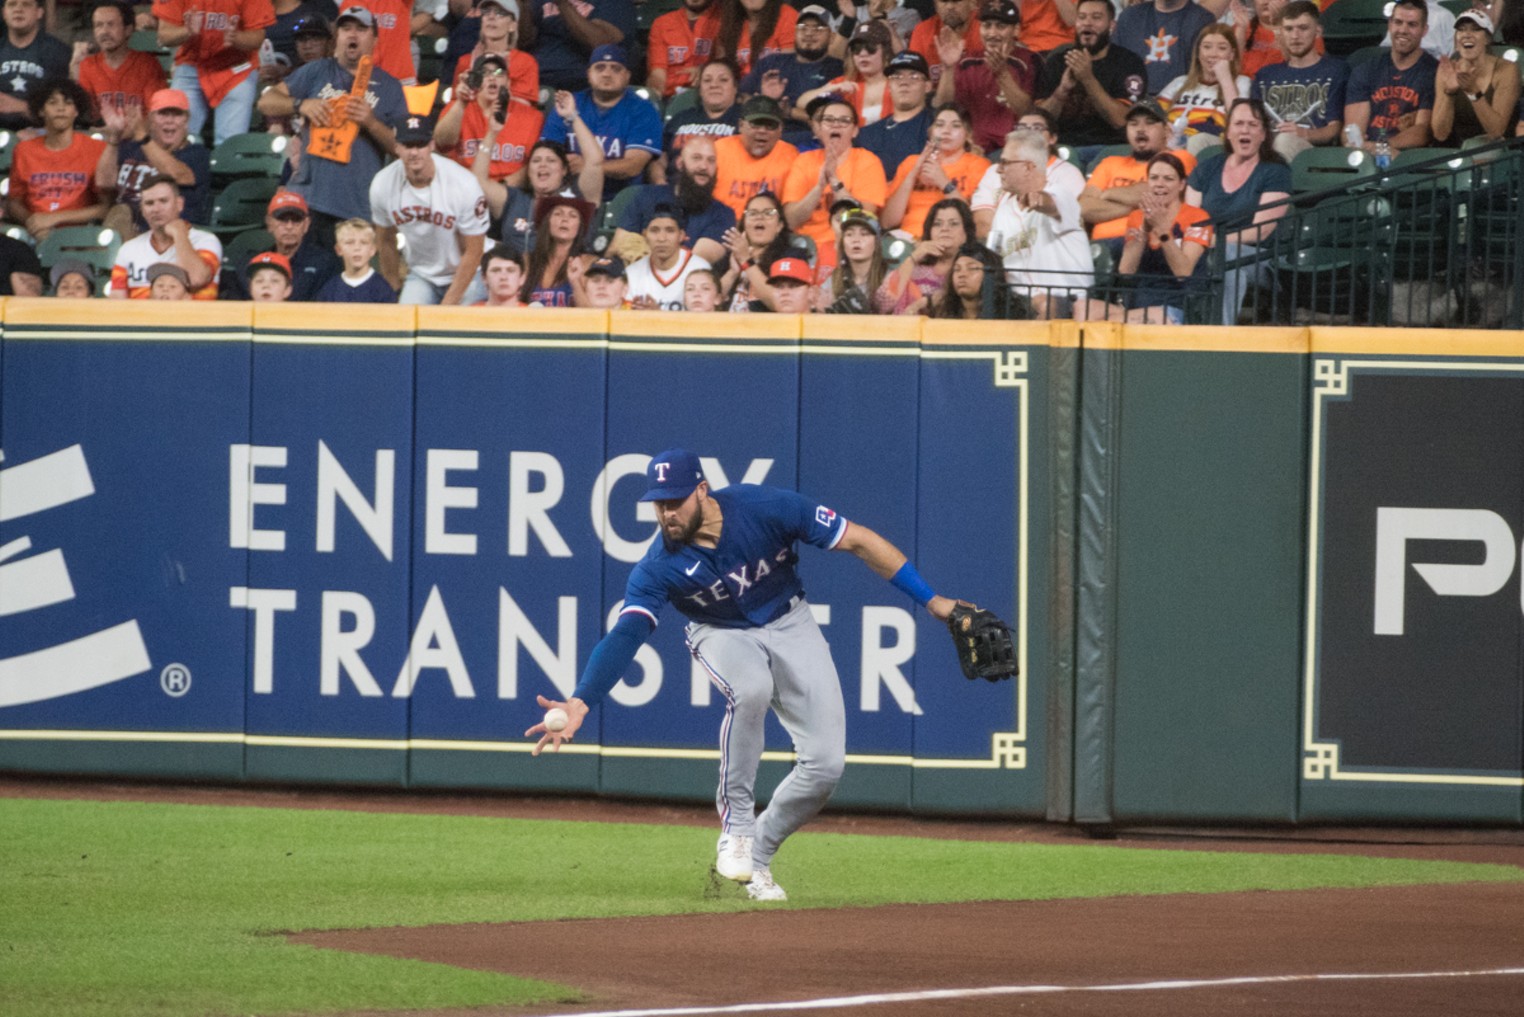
589,43,628,69
639,449,705,502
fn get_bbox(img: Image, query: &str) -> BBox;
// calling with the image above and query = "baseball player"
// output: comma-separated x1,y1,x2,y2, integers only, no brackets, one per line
528,449,960,901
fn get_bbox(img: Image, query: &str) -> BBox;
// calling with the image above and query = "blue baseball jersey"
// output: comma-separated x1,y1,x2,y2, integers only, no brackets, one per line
541,88,663,197
621,485,848,630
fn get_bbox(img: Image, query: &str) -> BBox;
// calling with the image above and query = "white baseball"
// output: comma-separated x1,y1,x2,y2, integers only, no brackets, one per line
543,707,569,733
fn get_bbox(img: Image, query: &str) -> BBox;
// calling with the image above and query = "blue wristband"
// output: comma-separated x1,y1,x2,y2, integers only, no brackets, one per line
890,561,936,607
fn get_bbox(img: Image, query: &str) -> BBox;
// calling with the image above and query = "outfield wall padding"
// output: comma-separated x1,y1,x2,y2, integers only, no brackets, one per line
1,301,1521,827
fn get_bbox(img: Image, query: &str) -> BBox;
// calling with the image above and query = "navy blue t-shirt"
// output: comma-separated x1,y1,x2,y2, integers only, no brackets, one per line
1253,56,1349,132
615,182,737,248
0,30,72,130
621,484,848,630
284,58,408,220
740,52,844,148
1113,1,1217,95
1346,51,1437,140
858,107,936,178
114,139,212,230
533,0,637,91
662,104,741,160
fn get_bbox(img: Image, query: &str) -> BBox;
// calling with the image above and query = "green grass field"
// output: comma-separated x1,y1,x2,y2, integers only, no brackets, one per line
3,796,1520,1017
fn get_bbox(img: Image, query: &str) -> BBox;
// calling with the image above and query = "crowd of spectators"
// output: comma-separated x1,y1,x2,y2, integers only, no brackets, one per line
0,0,1519,322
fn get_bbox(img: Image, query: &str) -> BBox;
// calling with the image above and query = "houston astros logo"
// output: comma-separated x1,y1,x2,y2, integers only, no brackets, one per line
0,444,151,708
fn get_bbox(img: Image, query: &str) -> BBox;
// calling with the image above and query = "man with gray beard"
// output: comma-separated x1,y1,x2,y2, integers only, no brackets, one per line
611,134,736,265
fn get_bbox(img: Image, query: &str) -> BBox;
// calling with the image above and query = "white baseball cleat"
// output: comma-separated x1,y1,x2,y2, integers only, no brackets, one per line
746,866,787,902
715,832,754,882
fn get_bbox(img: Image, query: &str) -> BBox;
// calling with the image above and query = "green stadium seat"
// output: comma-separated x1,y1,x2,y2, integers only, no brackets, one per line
662,88,700,124
210,132,290,183
880,233,913,269
1290,146,1378,193
207,177,280,235
1319,0,1390,54
1085,143,1132,174
221,227,275,274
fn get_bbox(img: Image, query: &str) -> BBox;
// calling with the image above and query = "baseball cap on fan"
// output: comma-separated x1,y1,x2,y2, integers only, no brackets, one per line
639,449,706,502
335,5,375,28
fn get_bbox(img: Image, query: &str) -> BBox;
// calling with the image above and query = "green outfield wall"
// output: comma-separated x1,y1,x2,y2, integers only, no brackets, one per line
0,301,1519,828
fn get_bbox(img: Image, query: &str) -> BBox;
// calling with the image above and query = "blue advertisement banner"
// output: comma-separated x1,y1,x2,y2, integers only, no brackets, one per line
0,303,1046,813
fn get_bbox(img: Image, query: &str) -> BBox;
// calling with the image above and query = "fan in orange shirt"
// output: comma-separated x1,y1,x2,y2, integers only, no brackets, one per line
6,80,110,241
152,0,277,144
435,53,544,178
716,0,797,77
647,0,722,97
713,96,799,218
1019,0,1076,54
907,0,984,88
77,0,168,121
882,104,991,237
780,97,889,269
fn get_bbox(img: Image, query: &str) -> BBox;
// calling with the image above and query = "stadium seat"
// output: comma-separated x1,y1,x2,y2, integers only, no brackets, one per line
1344,45,1389,70
1,223,34,246
1290,146,1377,193
0,129,17,173
599,185,642,233
36,227,122,290
785,233,817,265
220,227,274,275
880,233,913,269
1319,0,1390,54
209,133,289,184
207,177,280,235
663,88,700,124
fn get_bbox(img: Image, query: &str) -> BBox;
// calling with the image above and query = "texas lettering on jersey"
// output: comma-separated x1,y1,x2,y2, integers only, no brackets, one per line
681,547,793,610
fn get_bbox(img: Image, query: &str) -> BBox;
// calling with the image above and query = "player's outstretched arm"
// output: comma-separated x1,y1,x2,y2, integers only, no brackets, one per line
835,522,957,620
525,611,654,755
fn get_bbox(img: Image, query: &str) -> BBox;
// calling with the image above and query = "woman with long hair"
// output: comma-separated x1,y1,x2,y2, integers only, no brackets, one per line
1081,153,1213,324
1433,10,1522,143
717,0,798,78
520,194,594,307
797,19,893,126
931,242,1016,320
719,190,797,311
816,207,920,313
894,197,975,303
478,93,604,255
882,104,990,235
1158,25,1249,154
1185,97,1290,324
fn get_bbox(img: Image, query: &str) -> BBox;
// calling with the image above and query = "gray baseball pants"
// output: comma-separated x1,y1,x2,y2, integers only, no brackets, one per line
685,597,846,868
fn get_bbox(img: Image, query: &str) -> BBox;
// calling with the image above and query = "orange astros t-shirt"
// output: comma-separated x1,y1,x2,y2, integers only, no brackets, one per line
451,49,540,106
9,134,108,214
647,6,721,96
888,149,990,237
1019,0,1073,54
714,134,798,219
782,146,888,268
730,6,796,77
78,51,168,118
449,100,544,178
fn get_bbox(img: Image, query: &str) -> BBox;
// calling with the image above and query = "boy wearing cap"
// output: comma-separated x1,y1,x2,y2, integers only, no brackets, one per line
435,51,544,180
246,250,294,301
528,448,973,903
781,97,888,269
577,254,629,308
0,0,70,131
534,0,636,92
50,259,95,298
99,87,213,237
147,261,193,299
152,0,277,145
713,96,799,219
109,174,222,298
624,203,711,311
740,6,842,148
934,0,1039,153
258,5,408,246
646,0,721,98
541,43,662,198
77,0,168,121
858,50,936,176
762,255,814,313
222,189,342,300
370,115,489,304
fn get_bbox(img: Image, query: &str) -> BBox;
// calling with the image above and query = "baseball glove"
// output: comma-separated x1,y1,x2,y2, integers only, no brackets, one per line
947,603,1018,682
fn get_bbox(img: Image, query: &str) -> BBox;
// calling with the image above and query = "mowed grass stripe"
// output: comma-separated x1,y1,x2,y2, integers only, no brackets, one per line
2,797,1519,1017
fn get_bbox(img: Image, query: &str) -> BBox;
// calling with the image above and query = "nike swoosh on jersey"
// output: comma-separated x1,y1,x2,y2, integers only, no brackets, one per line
685,561,701,575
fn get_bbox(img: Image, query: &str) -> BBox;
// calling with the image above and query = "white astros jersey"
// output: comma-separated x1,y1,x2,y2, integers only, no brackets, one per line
369,154,490,287
624,249,711,311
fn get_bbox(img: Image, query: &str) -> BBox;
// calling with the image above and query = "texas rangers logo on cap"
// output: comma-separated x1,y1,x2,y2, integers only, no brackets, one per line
639,449,705,502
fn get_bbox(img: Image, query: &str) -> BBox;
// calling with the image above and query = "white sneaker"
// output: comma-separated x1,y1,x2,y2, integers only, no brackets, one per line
746,866,787,902
715,832,753,882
